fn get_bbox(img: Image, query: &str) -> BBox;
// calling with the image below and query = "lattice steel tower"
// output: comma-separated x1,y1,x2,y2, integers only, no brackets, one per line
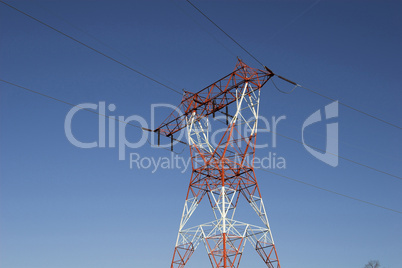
156,60,281,268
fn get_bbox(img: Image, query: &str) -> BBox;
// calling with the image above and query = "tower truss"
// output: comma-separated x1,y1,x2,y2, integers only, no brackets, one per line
156,60,280,268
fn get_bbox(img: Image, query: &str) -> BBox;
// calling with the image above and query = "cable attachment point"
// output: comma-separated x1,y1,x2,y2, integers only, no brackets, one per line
263,66,275,75
271,76,300,94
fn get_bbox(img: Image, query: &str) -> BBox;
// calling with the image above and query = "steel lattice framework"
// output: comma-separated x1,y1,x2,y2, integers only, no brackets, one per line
156,60,281,268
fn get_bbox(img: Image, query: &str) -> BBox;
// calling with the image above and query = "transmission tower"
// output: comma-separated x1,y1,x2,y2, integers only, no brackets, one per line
155,60,281,268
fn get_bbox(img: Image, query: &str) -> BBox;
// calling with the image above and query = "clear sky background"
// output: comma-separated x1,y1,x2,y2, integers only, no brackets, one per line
1,0,401,268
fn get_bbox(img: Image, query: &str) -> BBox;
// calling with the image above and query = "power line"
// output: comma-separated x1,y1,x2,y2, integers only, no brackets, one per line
185,0,402,131
0,79,184,153
266,127,402,181
185,0,265,68
35,2,182,90
0,0,182,95
0,79,144,127
171,0,237,59
266,0,322,42
258,168,402,215
299,84,402,130
1,78,400,215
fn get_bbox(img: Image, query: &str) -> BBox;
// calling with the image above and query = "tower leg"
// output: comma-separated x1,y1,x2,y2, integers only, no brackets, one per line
255,242,280,268
171,243,195,268
170,171,208,268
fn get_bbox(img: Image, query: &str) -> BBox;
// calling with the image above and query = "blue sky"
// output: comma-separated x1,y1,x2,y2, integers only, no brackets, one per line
1,0,401,268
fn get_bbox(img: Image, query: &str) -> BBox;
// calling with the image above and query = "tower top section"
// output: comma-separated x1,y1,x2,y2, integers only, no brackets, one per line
155,59,273,138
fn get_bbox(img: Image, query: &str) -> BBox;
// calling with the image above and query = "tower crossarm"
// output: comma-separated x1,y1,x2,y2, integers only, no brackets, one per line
155,59,273,138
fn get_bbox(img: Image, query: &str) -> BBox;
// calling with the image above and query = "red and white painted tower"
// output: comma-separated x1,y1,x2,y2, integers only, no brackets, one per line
156,60,281,268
